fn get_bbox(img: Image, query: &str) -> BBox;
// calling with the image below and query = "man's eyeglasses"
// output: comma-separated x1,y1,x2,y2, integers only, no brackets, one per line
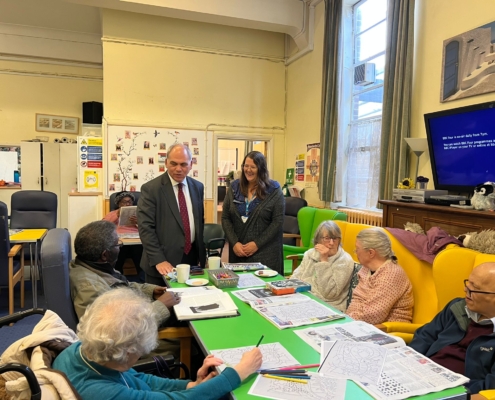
464,279,495,296
322,236,340,243
242,164,258,171
109,240,124,249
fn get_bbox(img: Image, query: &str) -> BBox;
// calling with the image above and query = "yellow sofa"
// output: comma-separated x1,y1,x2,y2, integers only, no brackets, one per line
334,221,438,343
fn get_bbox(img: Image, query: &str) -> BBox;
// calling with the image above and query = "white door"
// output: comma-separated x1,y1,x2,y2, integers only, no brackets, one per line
59,144,77,228
42,143,61,226
20,142,42,190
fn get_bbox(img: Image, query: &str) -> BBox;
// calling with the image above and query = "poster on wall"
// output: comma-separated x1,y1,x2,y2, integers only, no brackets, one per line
78,137,103,192
305,143,320,188
441,21,495,102
106,125,206,196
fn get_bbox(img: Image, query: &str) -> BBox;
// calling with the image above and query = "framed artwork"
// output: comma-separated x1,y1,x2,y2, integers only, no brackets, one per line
36,114,79,134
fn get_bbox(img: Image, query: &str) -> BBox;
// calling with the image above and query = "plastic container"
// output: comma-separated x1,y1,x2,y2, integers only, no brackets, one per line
207,268,239,288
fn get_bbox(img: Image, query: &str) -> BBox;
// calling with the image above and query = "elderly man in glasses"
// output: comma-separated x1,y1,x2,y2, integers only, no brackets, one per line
69,220,180,327
409,262,495,394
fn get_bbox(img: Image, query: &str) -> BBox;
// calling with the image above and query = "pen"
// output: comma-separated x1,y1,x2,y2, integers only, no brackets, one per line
256,335,264,347
263,374,308,384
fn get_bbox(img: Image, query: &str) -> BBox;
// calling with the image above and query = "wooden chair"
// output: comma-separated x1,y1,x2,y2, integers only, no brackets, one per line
0,201,24,315
158,327,194,378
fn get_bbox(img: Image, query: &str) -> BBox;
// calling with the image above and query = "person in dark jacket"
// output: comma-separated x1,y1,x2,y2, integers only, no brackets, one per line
409,262,495,394
221,151,284,274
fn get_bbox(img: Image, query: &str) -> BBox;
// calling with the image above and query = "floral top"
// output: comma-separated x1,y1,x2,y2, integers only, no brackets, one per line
346,260,414,325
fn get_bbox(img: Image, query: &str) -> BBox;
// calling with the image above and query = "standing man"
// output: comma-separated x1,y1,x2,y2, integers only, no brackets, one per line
138,143,206,285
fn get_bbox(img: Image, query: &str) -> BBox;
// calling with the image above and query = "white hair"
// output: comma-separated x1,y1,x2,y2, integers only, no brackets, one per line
78,288,158,364
357,227,397,263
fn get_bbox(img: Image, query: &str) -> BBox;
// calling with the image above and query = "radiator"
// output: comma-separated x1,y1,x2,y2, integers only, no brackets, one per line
341,209,383,227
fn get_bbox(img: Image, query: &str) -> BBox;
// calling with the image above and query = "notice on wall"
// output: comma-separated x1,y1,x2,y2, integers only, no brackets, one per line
305,142,320,188
295,154,305,182
78,137,103,192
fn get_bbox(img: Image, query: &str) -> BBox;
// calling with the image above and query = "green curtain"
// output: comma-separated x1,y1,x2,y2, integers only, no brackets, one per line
378,0,416,206
319,0,342,203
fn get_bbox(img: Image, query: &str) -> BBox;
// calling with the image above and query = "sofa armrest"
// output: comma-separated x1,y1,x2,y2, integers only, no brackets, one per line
283,244,310,257
283,233,301,247
381,322,423,335
8,244,22,257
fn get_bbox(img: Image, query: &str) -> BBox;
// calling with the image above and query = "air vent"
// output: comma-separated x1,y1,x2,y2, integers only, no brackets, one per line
354,63,376,86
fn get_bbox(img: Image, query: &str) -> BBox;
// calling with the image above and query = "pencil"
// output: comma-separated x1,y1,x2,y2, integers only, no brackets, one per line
263,374,308,384
262,373,311,380
279,364,319,370
259,370,308,375
256,335,264,347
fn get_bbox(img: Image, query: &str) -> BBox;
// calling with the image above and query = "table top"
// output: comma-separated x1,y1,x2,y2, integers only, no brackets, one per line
10,228,47,243
171,270,466,400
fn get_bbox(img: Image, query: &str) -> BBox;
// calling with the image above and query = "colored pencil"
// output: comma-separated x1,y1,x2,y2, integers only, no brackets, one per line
256,335,264,347
278,364,319,370
262,373,311,380
259,370,308,375
263,374,308,384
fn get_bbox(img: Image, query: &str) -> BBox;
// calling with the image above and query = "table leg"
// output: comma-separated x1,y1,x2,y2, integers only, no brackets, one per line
29,243,37,309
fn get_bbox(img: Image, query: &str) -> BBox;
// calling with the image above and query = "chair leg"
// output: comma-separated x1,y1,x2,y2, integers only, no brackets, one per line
8,258,14,315
179,337,192,379
20,252,25,309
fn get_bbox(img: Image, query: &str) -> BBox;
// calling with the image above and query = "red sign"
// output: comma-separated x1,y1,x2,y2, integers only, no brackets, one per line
87,161,102,168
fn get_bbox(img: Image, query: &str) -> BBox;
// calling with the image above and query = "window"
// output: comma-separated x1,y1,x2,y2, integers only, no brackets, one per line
336,0,387,209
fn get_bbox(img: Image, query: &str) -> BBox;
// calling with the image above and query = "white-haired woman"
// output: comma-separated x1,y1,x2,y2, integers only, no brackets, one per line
346,228,414,325
53,288,262,400
291,221,354,312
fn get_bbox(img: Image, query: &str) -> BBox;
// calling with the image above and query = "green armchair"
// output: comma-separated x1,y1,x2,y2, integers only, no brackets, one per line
283,207,347,275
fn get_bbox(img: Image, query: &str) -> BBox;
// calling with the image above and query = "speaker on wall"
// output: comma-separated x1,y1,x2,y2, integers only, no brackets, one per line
82,101,103,124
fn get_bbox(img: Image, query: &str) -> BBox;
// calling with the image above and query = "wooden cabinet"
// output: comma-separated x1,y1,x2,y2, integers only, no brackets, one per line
21,142,77,228
379,200,495,237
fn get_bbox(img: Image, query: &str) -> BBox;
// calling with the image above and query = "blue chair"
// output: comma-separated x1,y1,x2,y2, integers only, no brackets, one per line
0,201,24,315
10,191,57,229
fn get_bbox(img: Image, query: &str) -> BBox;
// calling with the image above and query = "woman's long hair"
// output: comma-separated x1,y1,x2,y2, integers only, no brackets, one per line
240,151,270,199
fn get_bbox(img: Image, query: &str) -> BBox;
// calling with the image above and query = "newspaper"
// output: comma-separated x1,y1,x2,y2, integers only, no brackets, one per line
118,206,137,226
318,343,468,400
236,274,265,288
294,321,405,353
222,262,266,271
252,298,344,329
231,288,308,306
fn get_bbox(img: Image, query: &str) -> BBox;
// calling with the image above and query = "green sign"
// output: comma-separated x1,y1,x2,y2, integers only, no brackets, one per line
286,168,295,185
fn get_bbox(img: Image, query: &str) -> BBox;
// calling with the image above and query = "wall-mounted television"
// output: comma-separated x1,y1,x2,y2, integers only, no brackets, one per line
424,101,495,194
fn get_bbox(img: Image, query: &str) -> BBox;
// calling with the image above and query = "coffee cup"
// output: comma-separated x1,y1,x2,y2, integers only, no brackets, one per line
176,264,190,283
208,256,221,270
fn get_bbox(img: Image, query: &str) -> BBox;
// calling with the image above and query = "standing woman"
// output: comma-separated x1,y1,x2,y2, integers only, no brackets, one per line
222,151,285,274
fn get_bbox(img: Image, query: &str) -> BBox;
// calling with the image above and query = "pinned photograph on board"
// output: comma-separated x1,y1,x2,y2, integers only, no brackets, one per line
113,173,120,182
192,157,197,165
144,141,150,149
193,147,199,155
160,143,166,150
130,185,136,192
109,184,115,191
111,154,118,161
125,131,131,139
133,173,138,180
159,165,165,172
137,156,143,164
116,144,122,151
149,157,154,165
193,170,198,177
191,138,198,145
158,153,166,164
183,142,189,148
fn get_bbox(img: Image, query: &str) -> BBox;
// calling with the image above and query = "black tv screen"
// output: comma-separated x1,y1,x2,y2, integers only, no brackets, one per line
424,101,495,193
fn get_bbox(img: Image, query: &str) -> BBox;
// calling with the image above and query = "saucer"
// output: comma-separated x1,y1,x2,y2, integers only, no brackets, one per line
254,270,278,278
185,278,209,286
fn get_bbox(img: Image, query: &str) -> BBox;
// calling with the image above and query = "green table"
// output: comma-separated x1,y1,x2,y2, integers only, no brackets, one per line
171,270,467,400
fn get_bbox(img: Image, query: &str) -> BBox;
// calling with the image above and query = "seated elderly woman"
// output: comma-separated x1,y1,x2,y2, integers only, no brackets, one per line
346,228,414,325
53,288,262,400
103,191,143,277
291,221,354,312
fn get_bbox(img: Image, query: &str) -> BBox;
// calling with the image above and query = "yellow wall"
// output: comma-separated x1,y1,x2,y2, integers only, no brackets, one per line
285,2,325,207
101,9,287,187
411,0,495,179
0,60,103,143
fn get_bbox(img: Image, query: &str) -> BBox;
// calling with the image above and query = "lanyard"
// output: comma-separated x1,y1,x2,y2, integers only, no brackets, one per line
245,194,256,217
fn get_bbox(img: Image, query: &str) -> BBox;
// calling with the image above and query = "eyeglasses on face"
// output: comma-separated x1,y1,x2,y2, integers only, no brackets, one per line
242,164,258,171
322,236,340,243
119,199,134,206
464,279,495,296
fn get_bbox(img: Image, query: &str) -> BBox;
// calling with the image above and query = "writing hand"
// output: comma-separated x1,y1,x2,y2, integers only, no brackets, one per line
156,291,180,309
156,261,174,275
233,348,263,381
152,287,167,300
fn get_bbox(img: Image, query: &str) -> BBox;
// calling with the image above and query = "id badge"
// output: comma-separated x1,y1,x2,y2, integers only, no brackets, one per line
241,216,248,223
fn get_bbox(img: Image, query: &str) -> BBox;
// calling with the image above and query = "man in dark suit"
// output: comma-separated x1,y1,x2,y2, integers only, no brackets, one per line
137,143,206,285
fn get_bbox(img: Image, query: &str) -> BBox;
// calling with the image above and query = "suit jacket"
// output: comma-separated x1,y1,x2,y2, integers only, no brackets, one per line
137,173,205,277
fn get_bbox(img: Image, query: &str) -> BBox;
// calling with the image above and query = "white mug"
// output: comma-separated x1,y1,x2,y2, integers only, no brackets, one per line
208,256,221,270
176,264,190,283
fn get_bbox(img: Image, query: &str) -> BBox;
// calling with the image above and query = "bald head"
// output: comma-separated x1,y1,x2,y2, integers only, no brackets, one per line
465,262,495,319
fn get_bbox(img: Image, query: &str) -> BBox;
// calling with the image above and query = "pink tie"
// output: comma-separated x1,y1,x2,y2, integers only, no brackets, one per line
178,183,191,255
